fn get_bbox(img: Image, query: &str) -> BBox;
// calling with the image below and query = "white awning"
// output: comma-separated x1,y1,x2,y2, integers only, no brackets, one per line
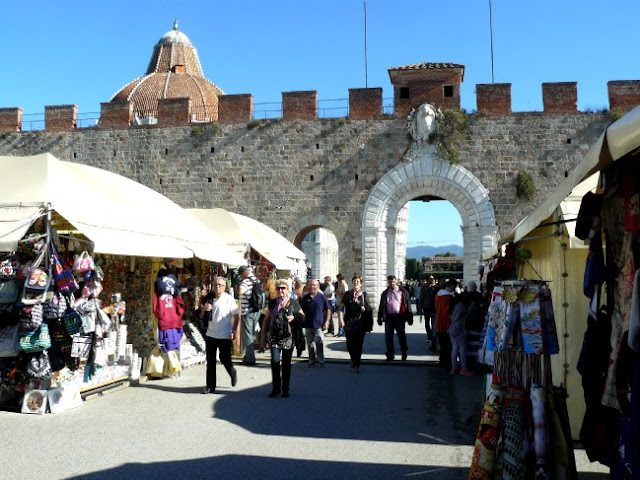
188,208,306,271
0,153,245,265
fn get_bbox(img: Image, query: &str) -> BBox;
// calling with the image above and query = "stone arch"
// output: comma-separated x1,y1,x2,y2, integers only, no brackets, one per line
361,152,498,301
286,214,346,279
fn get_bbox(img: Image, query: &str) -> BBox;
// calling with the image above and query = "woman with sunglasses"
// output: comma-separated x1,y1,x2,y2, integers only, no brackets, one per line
339,275,373,373
260,279,304,398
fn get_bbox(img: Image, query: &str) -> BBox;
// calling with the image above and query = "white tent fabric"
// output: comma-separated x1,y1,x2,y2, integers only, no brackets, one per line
0,153,245,265
188,208,306,271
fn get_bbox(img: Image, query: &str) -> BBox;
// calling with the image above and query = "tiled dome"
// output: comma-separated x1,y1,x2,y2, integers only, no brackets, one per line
110,20,223,123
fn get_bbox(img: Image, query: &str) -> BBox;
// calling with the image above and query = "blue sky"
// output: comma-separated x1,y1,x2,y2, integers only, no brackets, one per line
2,1,639,246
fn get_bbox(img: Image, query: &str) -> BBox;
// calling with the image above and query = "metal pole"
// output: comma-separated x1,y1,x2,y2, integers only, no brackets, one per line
489,0,495,83
364,0,368,88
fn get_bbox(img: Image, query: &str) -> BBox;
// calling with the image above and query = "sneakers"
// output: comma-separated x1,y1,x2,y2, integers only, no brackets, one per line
460,369,475,376
201,387,213,394
337,328,345,337
450,368,460,375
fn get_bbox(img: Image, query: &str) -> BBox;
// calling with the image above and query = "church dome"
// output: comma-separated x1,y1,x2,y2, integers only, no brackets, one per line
110,20,223,123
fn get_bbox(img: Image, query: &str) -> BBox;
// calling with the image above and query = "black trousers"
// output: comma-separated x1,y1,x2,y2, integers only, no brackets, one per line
437,332,452,370
346,330,366,367
205,336,236,391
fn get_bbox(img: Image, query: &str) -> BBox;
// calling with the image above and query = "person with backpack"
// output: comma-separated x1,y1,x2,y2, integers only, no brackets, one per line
260,279,304,398
299,279,332,367
236,265,264,366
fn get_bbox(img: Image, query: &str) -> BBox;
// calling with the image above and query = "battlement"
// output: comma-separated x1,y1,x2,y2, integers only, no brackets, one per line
1,80,639,133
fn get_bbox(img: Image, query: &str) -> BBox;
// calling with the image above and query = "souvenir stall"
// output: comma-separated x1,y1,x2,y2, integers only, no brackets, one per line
0,153,245,412
469,278,578,479
574,139,640,475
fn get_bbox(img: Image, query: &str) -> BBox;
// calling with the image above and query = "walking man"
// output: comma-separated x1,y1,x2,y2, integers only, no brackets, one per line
236,265,260,366
300,279,332,367
199,276,239,394
322,276,336,335
377,275,413,361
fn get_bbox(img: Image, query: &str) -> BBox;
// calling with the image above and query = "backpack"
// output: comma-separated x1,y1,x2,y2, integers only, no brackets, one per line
270,307,291,340
248,279,266,311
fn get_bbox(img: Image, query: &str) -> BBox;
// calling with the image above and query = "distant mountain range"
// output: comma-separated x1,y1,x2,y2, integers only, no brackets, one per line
406,245,463,259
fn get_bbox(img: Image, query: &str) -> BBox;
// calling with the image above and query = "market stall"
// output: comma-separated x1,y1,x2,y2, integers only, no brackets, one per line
0,153,244,413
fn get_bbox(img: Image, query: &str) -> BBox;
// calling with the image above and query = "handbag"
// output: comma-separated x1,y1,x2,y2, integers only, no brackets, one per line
19,323,51,353
0,280,19,304
42,292,69,321
0,324,20,357
63,308,82,335
52,252,78,296
73,251,95,274
71,334,93,359
22,245,51,305
18,304,44,331
0,255,18,280
23,351,53,380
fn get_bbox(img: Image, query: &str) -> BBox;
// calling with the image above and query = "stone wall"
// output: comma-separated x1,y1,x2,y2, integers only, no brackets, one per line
0,112,610,277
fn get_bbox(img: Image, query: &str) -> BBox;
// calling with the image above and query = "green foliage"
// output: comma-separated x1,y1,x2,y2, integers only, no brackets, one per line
609,108,624,123
247,119,261,130
208,122,222,136
405,258,420,279
434,252,458,257
516,171,537,203
433,108,466,165
191,126,203,138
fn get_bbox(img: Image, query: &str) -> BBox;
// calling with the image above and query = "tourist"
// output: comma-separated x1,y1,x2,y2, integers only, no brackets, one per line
339,275,373,372
377,275,413,361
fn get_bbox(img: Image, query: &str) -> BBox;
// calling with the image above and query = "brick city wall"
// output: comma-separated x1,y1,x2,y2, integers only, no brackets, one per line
0,112,610,276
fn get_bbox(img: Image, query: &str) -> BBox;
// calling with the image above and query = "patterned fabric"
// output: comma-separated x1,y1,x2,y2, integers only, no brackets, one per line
469,379,506,479
498,386,527,480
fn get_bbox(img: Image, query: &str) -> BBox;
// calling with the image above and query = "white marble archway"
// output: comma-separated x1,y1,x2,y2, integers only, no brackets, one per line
362,152,498,302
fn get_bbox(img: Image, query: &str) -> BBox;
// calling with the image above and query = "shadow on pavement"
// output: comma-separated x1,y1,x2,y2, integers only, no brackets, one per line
209,360,484,446
64,454,475,480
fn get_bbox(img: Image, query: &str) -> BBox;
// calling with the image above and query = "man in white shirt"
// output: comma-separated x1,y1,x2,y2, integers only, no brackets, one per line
200,276,240,394
322,276,336,335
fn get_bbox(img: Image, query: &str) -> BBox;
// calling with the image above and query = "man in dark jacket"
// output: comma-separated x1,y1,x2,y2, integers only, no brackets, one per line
378,275,413,361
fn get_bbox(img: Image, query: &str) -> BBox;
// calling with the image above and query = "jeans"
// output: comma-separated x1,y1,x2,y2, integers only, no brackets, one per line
270,346,293,393
384,314,407,359
451,334,467,370
204,336,236,390
241,310,260,363
305,327,324,364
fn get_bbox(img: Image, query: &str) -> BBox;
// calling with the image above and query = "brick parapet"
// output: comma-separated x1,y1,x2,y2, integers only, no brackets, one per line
608,81,640,112
349,88,382,120
542,82,578,113
476,84,512,115
100,102,133,129
0,108,22,132
282,91,317,121
45,105,78,131
218,94,253,124
157,98,191,127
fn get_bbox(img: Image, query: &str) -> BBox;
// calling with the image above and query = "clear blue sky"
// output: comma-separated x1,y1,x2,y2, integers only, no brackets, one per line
2,0,638,246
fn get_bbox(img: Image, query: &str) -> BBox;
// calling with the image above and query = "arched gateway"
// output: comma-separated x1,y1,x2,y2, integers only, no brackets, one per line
361,150,498,302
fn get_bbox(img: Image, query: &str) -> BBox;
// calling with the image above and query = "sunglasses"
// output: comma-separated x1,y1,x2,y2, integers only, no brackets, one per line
276,286,287,291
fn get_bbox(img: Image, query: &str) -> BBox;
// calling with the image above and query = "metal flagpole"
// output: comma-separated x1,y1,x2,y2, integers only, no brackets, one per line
489,0,495,83
364,0,368,88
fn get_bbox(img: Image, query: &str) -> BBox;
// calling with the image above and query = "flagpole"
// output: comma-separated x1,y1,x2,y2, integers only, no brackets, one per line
489,0,495,83
364,0,368,88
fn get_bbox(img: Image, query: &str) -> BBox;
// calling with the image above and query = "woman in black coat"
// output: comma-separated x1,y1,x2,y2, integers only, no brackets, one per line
260,279,304,398
339,275,373,373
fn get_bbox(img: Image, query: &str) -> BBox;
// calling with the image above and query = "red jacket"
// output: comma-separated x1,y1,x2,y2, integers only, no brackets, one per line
435,289,454,333
153,292,185,331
